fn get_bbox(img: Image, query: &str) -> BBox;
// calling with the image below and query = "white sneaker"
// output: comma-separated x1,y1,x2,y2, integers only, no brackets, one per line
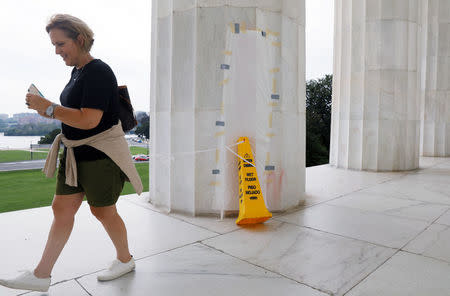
97,257,135,281
0,270,50,292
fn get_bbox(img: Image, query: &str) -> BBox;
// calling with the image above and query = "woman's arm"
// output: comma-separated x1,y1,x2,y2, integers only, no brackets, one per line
26,94,103,130
53,106,103,130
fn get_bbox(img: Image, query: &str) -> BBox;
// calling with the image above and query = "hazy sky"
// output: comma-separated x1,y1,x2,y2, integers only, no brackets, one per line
306,0,334,80
0,0,151,116
0,0,333,116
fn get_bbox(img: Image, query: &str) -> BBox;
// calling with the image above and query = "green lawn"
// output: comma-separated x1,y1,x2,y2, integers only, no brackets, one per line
129,146,149,155
0,163,149,213
0,146,147,163
0,150,48,163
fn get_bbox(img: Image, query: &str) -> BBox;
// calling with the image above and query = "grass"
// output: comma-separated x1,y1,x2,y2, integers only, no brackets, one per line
0,150,48,163
0,163,149,213
0,146,148,163
129,146,149,155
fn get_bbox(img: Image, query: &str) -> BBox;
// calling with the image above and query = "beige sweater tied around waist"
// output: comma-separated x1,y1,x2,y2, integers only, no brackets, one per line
43,121,143,195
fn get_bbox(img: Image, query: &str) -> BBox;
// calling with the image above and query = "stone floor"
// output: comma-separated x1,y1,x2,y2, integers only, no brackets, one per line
1,157,449,296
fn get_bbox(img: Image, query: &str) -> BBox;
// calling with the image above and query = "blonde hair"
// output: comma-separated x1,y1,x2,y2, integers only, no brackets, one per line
46,14,94,52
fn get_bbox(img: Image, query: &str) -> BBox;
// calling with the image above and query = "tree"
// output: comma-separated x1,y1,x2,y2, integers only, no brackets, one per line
135,113,149,139
39,128,61,144
306,74,332,167
0,119,6,132
4,123,60,136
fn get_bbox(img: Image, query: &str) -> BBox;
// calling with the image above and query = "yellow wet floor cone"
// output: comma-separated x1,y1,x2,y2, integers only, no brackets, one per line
236,137,272,225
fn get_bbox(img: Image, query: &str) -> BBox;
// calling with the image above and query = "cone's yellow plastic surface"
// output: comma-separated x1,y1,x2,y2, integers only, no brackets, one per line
236,137,272,225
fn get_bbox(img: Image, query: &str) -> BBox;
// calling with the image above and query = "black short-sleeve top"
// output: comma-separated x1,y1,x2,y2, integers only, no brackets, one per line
60,59,119,161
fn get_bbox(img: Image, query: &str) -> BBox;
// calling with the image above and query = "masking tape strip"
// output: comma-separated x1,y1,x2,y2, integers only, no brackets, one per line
223,51,232,56
266,133,275,138
268,102,278,107
273,79,277,93
221,64,230,70
267,30,280,37
268,113,273,128
209,181,221,186
270,68,280,73
220,79,229,86
271,94,280,100
216,121,225,126
272,42,281,47
215,131,225,137
212,169,220,175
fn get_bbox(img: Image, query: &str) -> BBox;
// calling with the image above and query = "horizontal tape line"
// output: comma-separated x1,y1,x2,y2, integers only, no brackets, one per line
267,30,280,37
149,141,244,160
241,22,247,33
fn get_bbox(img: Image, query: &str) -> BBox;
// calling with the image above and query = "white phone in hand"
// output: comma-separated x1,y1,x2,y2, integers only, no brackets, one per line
28,83,45,98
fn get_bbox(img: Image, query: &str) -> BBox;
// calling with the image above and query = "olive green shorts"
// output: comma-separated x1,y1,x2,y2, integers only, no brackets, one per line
56,155,126,207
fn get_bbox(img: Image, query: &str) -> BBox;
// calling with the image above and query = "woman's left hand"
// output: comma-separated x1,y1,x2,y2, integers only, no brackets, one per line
25,93,51,113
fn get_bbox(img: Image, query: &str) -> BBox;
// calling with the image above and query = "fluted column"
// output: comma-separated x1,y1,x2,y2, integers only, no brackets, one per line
150,0,305,215
421,0,450,157
330,0,422,171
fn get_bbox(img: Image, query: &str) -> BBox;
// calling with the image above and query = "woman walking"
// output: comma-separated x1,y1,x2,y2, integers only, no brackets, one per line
0,14,142,292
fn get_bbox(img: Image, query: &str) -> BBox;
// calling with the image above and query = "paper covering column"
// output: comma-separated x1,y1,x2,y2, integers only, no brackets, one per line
150,0,305,215
330,0,422,171
421,0,450,157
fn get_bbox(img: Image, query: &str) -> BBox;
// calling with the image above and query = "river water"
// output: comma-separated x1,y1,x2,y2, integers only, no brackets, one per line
0,133,42,149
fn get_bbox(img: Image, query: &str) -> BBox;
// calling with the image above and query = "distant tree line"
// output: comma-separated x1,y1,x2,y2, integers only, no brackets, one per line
3,122,61,136
306,74,332,167
39,128,61,144
37,112,150,145
0,119,7,132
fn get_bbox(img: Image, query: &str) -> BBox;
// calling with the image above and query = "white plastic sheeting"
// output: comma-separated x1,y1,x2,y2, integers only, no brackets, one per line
150,0,305,216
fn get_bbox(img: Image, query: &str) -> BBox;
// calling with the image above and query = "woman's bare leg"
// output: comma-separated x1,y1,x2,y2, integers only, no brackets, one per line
90,205,132,263
34,193,84,278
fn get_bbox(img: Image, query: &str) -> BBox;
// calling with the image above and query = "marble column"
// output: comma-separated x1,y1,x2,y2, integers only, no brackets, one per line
420,0,450,157
150,0,305,216
330,0,422,171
